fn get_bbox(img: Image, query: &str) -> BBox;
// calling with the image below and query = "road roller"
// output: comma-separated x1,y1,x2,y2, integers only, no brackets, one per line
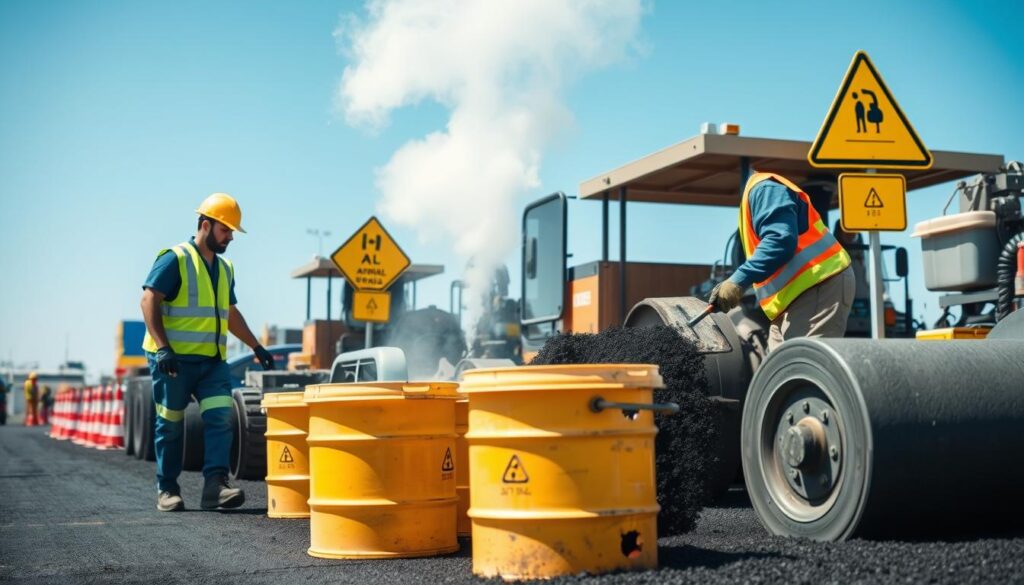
625,297,1024,541
519,132,1023,541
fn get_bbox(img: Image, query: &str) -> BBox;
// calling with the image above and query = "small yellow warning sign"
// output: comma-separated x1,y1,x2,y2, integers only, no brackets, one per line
441,447,455,472
809,51,932,169
839,173,907,232
331,217,411,291
502,454,529,484
352,290,391,323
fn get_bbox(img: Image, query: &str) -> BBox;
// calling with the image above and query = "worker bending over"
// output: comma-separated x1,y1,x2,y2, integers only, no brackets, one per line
710,173,854,352
140,193,275,512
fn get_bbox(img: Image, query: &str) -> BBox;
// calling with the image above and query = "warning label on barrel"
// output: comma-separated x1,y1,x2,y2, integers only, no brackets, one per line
278,446,295,469
441,447,455,480
502,455,529,484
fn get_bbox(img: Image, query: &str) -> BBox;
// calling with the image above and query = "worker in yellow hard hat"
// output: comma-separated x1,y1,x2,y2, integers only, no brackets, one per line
23,372,39,426
140,193,275,512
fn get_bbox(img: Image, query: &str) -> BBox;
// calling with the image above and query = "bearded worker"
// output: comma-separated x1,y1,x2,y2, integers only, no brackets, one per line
140,193,276,512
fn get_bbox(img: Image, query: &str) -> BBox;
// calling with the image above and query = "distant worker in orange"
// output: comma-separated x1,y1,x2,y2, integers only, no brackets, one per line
23,372,39,426
140,193,276,513
710,172,854,352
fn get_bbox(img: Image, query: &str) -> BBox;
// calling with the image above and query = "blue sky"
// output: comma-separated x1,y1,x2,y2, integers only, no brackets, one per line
1,1,1021,378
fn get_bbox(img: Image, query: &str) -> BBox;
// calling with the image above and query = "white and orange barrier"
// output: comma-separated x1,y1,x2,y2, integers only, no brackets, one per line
52,384,126,450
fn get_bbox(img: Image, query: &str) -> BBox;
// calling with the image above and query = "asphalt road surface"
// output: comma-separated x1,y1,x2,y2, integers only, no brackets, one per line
2,425,1023,584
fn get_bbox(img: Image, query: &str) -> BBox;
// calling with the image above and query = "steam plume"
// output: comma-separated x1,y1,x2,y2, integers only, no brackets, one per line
337,0,643,334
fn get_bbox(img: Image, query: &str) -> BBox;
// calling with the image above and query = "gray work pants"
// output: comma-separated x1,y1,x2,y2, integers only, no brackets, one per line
767,266,855,353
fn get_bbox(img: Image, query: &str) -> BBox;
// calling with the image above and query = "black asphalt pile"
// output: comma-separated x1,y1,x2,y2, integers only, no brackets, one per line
531,326,717,536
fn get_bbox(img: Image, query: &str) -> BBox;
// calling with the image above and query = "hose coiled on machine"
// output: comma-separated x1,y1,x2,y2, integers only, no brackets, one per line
995,230,1024,322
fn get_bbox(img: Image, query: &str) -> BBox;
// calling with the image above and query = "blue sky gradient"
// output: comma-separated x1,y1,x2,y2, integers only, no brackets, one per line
1,1,1021,377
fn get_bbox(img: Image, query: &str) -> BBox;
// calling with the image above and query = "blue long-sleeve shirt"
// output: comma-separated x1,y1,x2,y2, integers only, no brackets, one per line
729,179,807,288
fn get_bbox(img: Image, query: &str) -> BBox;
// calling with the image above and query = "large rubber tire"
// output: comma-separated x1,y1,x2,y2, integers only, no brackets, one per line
180,400,205,472
134,381,156,462
229,387,266,481
123,382,136,457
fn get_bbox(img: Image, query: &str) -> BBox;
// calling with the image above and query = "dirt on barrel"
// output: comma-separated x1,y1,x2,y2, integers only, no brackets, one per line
531,326,717,536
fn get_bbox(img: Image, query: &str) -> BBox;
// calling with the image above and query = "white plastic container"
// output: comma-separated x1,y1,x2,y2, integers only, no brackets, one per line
911,211,999,291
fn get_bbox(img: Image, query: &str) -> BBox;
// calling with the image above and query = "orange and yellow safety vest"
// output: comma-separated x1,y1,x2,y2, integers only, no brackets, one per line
738,173,851,320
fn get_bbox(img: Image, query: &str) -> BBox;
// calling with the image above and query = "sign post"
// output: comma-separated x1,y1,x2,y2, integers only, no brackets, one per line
809,51,931,339
330,217,411,349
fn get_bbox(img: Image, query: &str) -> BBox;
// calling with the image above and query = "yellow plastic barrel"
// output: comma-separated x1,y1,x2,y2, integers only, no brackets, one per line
261,391,309,519
455,397,471,537
460,364,664,580
303,382,460,559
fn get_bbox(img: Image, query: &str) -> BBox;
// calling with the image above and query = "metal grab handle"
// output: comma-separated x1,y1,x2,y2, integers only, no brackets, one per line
589,396,680,416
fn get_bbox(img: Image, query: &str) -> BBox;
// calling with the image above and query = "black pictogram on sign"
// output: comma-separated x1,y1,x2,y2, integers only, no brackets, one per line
865,188,884,208
502,454,529,484
279,446,294,464
441,447,455,472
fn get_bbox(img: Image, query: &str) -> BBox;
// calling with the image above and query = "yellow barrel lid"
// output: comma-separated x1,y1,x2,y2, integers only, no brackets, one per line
303,381,460,403
459,364,663,393
260,390,307,408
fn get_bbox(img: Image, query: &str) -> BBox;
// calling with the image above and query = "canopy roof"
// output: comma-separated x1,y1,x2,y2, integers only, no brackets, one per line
579,133,1004,206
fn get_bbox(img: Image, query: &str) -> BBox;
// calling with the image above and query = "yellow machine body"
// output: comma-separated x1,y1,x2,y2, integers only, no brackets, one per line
460,364,661,580
455,397,471,537
915,327,991,340
303,382,460,559
261,391,310,518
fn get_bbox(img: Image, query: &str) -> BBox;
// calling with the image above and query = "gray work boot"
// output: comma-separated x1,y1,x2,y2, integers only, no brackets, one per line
157,490,184,512
201,475,245,510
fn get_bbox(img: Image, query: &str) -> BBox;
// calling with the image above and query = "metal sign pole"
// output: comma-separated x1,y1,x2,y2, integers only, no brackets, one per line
865,168,885,339
365,322,374,349
868,230,886,339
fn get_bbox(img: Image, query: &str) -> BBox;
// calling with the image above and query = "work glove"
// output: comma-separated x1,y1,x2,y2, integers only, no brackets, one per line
253,345,276,371
709,279,745,313
155,347,179,378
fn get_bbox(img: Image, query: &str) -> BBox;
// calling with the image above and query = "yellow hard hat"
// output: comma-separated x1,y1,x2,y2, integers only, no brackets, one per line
28,371,37,379
196,192,246,233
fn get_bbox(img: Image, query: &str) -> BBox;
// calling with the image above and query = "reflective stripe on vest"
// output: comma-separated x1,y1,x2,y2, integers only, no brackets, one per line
738,172,851,321
141,243,233,359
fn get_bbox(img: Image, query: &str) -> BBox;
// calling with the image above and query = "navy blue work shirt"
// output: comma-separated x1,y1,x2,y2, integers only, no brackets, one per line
729,179,808,288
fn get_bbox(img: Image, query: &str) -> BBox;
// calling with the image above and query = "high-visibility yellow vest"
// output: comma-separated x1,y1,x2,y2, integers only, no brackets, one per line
142,243,233,359
739,173,851,321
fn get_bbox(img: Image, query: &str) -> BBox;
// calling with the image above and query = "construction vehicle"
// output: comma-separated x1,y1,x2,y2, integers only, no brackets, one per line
450,264,522,363
520,127,1024,540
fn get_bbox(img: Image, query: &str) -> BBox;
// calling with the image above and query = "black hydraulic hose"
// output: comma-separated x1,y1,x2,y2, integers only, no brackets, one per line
996,230,1024,322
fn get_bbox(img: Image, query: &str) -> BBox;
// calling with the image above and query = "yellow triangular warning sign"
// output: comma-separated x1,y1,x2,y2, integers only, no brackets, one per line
865,188,884,208
279,446,294,463
441,447,455,472
502,454,529,484
809,51,931,169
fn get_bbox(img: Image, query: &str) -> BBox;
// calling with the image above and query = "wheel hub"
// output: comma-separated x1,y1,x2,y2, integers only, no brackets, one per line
769,392,844,514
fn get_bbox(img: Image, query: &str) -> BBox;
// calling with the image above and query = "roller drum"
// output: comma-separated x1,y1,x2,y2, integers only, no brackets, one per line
743,336,1024,541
